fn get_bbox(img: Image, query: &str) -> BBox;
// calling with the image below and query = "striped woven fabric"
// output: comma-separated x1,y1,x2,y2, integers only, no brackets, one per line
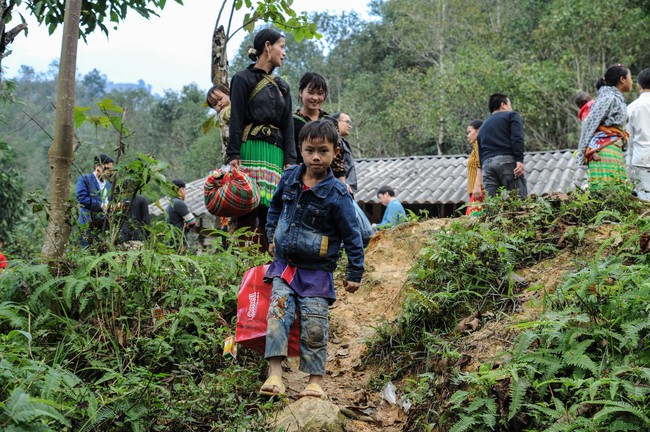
239,139,284,207
588,144,628,190
204,168,260,217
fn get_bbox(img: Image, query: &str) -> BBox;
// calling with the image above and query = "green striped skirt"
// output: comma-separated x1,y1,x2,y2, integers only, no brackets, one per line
240,139,284,207
588,144,628,190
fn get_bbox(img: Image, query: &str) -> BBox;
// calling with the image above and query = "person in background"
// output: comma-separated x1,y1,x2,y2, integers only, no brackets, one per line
293,72,329,164
227,28,295,253
575,92,595,123
207,83,231,115
165,179,196,253
466,119,485,216
206,83,231,164
117,179,150,244
0,235,7,272
577,64,633,189
260,119,364,400
331,112,358,195
573,93,595,187
372,186,406,231
477,93,527,198
292,74,348,188
626,67,650,200
76,154,114,246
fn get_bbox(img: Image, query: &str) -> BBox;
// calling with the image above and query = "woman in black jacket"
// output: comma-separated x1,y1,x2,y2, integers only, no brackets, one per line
226,28,295,252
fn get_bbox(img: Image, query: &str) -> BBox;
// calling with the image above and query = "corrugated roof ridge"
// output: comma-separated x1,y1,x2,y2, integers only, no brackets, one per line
356,148,575,163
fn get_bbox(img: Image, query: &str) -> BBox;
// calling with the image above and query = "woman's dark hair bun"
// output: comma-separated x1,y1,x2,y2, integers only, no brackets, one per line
596,64,629,90
248,28,283,63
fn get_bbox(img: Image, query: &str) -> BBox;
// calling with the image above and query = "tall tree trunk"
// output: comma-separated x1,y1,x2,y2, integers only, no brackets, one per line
41,0,82,261
436,1,445,155
437,1,445,72
211,24,229,160
437,117,444,155
211,24,228,86
0,0,28,84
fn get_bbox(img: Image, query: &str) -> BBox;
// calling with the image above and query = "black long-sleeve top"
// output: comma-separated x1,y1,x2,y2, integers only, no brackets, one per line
293,109,346,178
477,111,525,163
293,108,328,164
227,65,296,165
120,195,150,242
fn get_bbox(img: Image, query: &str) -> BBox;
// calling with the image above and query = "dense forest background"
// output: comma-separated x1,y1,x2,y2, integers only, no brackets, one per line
2,0,650,196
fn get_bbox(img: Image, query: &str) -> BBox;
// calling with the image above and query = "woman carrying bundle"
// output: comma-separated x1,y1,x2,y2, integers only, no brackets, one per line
577,64,633,189
227,28,295,252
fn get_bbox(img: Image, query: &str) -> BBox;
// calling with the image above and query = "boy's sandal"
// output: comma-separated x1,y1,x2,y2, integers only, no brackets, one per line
299,383,328,400
259,375,286,397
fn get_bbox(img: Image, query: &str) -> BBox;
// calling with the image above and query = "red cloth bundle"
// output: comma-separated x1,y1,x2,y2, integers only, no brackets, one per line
204,167,260,217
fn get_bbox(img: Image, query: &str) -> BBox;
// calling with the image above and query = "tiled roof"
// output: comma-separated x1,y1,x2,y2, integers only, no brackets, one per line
150,149,585,217
354,149,584,205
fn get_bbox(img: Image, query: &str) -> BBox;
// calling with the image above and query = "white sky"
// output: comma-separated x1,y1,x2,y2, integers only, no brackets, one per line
3,0,371,95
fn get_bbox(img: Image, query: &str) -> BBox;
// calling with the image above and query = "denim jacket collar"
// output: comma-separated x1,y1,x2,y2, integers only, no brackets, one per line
286,164,336,199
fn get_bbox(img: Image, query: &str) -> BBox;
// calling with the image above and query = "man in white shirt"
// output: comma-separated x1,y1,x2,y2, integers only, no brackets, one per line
627,68,650,201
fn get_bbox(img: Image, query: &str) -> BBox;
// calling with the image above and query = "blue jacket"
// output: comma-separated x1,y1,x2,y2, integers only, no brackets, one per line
266,165,365,282
378,199,406,230
76,172,111,225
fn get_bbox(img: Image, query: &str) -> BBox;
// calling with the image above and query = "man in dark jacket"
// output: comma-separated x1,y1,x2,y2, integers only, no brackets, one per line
117,179,150,243
332,112,358,194
477,93,527,198
76,154,114,246
165,179,196,253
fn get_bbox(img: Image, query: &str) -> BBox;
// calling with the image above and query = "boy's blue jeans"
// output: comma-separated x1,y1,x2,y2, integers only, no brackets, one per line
265,277,329,376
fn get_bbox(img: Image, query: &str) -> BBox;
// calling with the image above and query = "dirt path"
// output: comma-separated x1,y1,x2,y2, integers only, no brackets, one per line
267,208,626,431
279,219,448,430
274,216,587,430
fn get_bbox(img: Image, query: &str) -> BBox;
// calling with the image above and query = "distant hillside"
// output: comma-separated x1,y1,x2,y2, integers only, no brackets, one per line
105,79,152,93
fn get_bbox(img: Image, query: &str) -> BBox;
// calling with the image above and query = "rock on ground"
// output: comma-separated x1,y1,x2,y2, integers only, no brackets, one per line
269,397,345,432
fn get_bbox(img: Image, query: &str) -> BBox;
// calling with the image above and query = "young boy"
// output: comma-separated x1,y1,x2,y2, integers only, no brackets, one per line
260,119,365,399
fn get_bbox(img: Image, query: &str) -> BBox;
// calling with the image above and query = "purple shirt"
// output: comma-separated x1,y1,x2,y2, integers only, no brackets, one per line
265,261,335,302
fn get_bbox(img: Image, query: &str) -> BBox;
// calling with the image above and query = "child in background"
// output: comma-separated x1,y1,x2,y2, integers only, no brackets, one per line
260,119,365,399
575,92,594,123
293,72,348,186
573,92,595,186
206,84,231,164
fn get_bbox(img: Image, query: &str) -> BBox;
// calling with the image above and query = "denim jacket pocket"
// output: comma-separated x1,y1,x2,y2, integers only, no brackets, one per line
303,203,328,229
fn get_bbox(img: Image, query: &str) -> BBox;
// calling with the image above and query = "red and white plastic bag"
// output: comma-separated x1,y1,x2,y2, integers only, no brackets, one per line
235,265,300,356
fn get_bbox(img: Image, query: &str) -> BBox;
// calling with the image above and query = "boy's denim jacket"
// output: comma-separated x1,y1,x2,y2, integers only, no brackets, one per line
266,165,365,283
